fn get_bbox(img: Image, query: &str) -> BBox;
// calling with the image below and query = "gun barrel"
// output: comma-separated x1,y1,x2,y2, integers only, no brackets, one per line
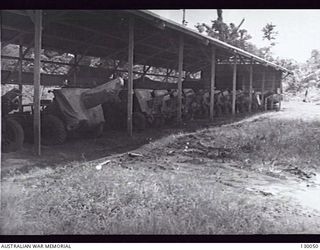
81,77,124,109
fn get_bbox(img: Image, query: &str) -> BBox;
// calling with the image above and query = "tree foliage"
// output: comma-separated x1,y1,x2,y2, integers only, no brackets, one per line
259,23,278,60
195,11,281,61
275,49,320,93
195,16,253,52
262,23,278,42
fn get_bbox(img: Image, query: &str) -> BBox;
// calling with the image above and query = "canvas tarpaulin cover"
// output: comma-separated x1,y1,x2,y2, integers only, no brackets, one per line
54,88,105,131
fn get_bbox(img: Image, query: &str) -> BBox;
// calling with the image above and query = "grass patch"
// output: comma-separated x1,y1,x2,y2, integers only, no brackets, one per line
2,113,320,234
1,163,290,234
168,117,320,178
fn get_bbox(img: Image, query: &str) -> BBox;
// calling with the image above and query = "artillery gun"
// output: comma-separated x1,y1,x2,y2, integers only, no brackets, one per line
1,88,24,152
234,91,251,113
263,90,282,111
236,90,262,113
105,87,201,130
216,90,233,115
188,89,209,119
161,88,206,122
160,90,178,123
39,77,124,145
102,89,160,131
7,77,124,146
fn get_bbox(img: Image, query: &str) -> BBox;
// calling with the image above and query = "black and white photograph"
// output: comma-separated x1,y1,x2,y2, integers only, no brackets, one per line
1,9,320,238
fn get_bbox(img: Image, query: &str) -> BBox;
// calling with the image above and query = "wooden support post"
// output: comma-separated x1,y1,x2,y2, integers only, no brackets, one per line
271,70,276,109
241,74,245,91
127,17,134,136
0,15,1,209
73,54,77,84
279,71,283,110
271,70,276,92
209,46,216,121
177,34,184,124
18,42,23,112
33,10,42,156
249,60,253,113
165,68,170,82
232,54,237,115
0,20,1,205
261,68,266,110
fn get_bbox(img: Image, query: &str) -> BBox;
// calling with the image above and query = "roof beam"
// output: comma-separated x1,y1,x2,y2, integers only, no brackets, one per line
2,25,115,56
134,46,175,66
100,30,170,60
2,55,73,67
129,10,290,73
1,32,24,48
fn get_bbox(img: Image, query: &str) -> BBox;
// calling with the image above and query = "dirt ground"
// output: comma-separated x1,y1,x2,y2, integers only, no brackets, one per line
1,112,257,175
2,101,320,234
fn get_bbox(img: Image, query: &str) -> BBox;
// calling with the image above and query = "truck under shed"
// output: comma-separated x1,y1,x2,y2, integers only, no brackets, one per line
1,10,291,155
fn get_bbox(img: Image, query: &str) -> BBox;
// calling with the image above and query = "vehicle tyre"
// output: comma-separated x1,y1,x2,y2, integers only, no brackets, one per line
239,103,246,113
223,104,230,115
153,116,166,128
215,105,222,117
1,118,24,153
133,112,146,131
41,115,67,145
182,112,193,121
94,123,104,137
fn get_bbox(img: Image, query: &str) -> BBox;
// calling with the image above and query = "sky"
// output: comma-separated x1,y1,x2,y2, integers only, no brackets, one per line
150,9,320,63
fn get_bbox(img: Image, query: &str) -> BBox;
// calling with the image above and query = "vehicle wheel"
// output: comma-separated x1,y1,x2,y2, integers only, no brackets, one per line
165,115,175,125
202,108,210,118
222,105,229,115
215,105,222,117
239,103,246,113
94,123,104,137
133,112,146,131
41,115,67,145
1,118,24,153
153,116,165,128
182,111,192,121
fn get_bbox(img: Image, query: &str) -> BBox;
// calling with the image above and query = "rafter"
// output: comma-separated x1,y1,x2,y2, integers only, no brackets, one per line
2,25,115,56
1,33,24,48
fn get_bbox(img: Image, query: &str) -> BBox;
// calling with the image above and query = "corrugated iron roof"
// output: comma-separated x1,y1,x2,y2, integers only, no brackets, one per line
128,10,292,74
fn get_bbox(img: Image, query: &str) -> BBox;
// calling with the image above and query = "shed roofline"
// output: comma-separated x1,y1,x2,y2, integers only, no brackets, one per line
127,10,292,74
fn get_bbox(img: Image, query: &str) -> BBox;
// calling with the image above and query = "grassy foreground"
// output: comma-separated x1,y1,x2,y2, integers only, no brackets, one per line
2,110,320,234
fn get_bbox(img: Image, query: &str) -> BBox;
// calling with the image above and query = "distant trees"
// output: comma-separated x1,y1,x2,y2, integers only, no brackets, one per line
194,10,315,94
276,49,320,93
195,10,253,52
259,23,278,60
1,45,73,75
308,49,320,68
195,10,281,61
299,50,320,85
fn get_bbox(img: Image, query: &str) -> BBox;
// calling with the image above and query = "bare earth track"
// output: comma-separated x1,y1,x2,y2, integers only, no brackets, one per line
1,101,320,234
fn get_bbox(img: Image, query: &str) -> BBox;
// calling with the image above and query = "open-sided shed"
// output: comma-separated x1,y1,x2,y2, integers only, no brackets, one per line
1,10,291,155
